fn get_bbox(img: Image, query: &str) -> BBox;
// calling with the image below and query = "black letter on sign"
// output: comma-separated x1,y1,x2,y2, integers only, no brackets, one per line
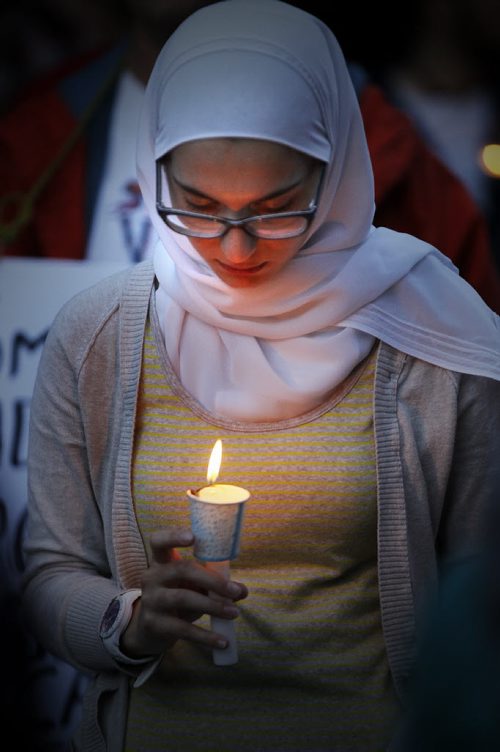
11,398,31,467
10,331,48,376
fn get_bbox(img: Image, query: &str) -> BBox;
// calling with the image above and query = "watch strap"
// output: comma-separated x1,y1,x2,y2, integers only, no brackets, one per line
100,589,155,665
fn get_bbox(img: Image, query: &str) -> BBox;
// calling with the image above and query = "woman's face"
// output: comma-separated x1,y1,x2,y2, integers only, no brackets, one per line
163,138,322,287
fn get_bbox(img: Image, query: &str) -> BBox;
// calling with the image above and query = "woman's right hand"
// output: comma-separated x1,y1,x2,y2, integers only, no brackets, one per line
120,528,248,658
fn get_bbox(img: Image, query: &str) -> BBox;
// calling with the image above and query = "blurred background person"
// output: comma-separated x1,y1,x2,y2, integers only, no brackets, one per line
0,0,124,115
318,0,500,277
0,0,217,265
292,0,500,309
383,0,500,275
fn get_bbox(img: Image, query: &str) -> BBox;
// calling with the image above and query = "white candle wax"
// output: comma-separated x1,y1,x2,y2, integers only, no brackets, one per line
196,484,249,503
205,560,239,665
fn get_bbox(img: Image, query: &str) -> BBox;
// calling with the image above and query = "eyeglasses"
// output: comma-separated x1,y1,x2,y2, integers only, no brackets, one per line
156,162,322,240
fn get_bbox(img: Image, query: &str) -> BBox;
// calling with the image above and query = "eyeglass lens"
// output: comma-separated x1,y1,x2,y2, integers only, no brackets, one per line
165,212,310,239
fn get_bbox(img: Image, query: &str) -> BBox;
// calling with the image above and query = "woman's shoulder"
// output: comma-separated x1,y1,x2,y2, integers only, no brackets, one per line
378,340,500,403
55,261,153,320
46,260,154,355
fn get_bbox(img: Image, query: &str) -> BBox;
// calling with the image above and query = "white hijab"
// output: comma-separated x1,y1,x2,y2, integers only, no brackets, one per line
136,0,500,422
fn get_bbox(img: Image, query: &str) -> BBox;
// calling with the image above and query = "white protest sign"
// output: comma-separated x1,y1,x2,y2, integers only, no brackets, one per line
0,257,129,748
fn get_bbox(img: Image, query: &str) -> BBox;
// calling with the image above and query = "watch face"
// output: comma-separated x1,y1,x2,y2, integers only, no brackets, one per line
101,598,121,636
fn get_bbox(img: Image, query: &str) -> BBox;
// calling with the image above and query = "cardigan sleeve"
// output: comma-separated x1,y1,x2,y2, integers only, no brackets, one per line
389,372,500,750
438,372,500,564
21,295,124,674
376,346,500,708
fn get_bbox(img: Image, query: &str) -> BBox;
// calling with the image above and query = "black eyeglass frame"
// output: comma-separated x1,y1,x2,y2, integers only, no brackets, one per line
155,161,323,239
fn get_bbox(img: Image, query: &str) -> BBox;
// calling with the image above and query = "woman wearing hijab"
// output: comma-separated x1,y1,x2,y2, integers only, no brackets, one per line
21,2,500,750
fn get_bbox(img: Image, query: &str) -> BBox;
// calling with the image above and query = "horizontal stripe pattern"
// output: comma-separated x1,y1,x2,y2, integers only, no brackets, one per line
126,320,399,751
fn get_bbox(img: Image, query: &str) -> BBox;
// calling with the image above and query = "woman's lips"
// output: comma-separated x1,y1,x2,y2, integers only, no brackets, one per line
216,260,268,275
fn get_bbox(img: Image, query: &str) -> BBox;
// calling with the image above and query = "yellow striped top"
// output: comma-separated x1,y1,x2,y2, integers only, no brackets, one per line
125,315,400,751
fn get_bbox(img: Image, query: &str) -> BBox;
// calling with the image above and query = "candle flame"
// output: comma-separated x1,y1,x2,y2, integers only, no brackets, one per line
206,439,222,484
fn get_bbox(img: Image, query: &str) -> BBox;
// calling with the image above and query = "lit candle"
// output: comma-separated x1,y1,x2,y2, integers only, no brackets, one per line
187,439,250,665
196,438,249,503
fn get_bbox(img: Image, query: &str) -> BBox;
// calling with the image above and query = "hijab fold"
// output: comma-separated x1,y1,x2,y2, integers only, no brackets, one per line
137,0,499,421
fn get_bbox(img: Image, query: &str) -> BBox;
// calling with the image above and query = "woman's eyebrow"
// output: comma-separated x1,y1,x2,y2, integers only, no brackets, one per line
169,173,306,201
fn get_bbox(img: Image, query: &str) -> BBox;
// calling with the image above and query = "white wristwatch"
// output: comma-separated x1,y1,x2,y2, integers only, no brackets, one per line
99,589,147,664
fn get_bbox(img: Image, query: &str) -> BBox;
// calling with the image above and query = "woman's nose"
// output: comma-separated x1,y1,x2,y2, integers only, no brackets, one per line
219,227,257,263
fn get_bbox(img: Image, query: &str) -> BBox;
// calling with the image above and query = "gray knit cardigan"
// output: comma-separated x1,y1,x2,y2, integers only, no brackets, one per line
22,261,500,752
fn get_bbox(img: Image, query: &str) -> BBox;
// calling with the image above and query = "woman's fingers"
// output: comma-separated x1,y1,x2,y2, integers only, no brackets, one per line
140,587,240,635
141,563,245,626
121,590,236,656
147,559,246,601
153,612,234,649
150,528,194,563
119,528,249,656
128,585,241,654
147,528,248,602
